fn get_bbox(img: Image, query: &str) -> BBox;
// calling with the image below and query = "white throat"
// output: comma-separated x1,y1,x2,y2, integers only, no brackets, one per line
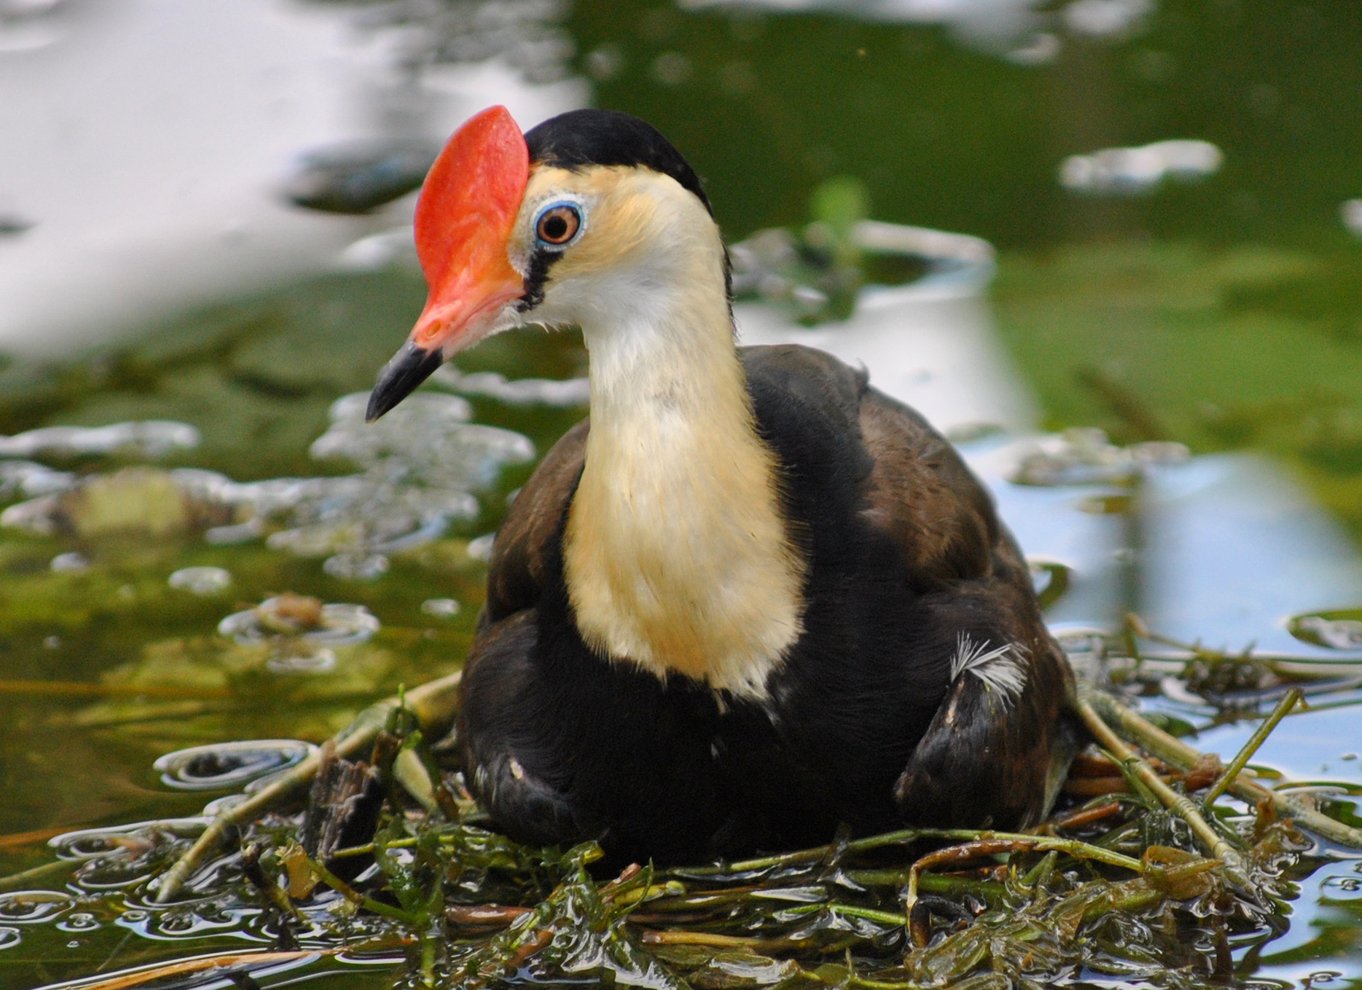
561,213,805,698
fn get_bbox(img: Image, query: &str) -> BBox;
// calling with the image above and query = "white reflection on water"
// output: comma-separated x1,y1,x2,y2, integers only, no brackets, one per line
679,0,1151,53
0,0,585,357
1059,139,1224,196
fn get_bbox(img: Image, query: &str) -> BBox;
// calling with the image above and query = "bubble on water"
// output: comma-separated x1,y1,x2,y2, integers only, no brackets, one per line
203,520,262,545
323,551,391,582
0,891,73,924
51,819,207,861
584,44,624,81
50,551,89,572
466,532,496,563
0,927,18,950
340,228,417,269
127,903,262,941
421,597,461,618
50,819,207,895
154,739,316,791
167,566,232,595
56,912,100,933
1342,199,1362,237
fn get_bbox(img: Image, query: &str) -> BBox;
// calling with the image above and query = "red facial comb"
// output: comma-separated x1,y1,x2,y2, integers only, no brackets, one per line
412,105,530,348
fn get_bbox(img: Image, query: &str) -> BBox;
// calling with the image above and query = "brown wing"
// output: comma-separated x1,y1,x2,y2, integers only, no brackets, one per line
482,418,587,625
829,355,1075,826
741,342,1005,587
857,386,1006,586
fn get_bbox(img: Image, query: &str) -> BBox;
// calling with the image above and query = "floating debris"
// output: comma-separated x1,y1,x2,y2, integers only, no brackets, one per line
1011,428,1189,486
728,205,994,325
2,467,235,539
0,212,32,236
1,397,533,572
217,594,379,647
1288,610,1362,650
217,593,379,675
1059,139,1223,196
0,420,200,460
283,138,439,214
167,566,233,596
1030,559,1072,609
49,551,88,572
0,460,74,500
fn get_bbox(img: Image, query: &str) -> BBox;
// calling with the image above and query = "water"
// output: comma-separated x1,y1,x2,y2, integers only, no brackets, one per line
2,0,1362,986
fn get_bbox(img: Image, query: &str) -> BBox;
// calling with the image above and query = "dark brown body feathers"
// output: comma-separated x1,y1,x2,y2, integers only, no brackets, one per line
458,343,1075,860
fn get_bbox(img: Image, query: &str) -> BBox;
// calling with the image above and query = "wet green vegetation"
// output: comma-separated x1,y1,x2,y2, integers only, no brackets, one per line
0,654,1356,989
993,244,1362,535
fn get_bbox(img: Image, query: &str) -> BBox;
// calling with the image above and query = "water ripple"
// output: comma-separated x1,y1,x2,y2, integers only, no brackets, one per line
154,739,316,791
0,891,74,924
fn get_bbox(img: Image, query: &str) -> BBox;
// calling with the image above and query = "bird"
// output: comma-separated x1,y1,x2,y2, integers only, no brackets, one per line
366,105,1076,862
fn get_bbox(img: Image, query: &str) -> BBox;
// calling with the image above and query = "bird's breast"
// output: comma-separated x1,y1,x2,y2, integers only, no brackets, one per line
562,408,806,699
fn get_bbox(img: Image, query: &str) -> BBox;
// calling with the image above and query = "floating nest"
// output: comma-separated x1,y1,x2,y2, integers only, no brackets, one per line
9,625,1359,990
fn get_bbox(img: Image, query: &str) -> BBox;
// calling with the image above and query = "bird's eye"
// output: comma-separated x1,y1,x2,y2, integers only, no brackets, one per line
534,202,583,249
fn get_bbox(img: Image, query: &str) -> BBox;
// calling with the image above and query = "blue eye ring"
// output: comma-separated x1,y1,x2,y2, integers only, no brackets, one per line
533,200,584,250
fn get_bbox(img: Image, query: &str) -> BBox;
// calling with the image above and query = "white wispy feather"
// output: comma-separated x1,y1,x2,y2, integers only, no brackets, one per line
949,633,1028,706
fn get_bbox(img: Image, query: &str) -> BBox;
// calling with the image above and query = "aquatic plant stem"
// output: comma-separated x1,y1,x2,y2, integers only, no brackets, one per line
687,828,1142,879
903,834,1145,921
1204,688,1303,806
54,941,411,990
1074,692,1254,889
154,670,462,903
1081,686,1362,848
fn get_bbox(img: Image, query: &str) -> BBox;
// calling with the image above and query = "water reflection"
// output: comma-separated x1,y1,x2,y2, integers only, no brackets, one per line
0,0,585,358
683,0,1152,53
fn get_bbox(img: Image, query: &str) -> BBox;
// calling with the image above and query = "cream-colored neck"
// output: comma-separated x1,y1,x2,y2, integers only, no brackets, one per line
562,220,805,698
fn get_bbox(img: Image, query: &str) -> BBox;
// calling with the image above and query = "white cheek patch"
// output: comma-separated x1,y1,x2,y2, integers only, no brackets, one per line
949,633,1028,708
